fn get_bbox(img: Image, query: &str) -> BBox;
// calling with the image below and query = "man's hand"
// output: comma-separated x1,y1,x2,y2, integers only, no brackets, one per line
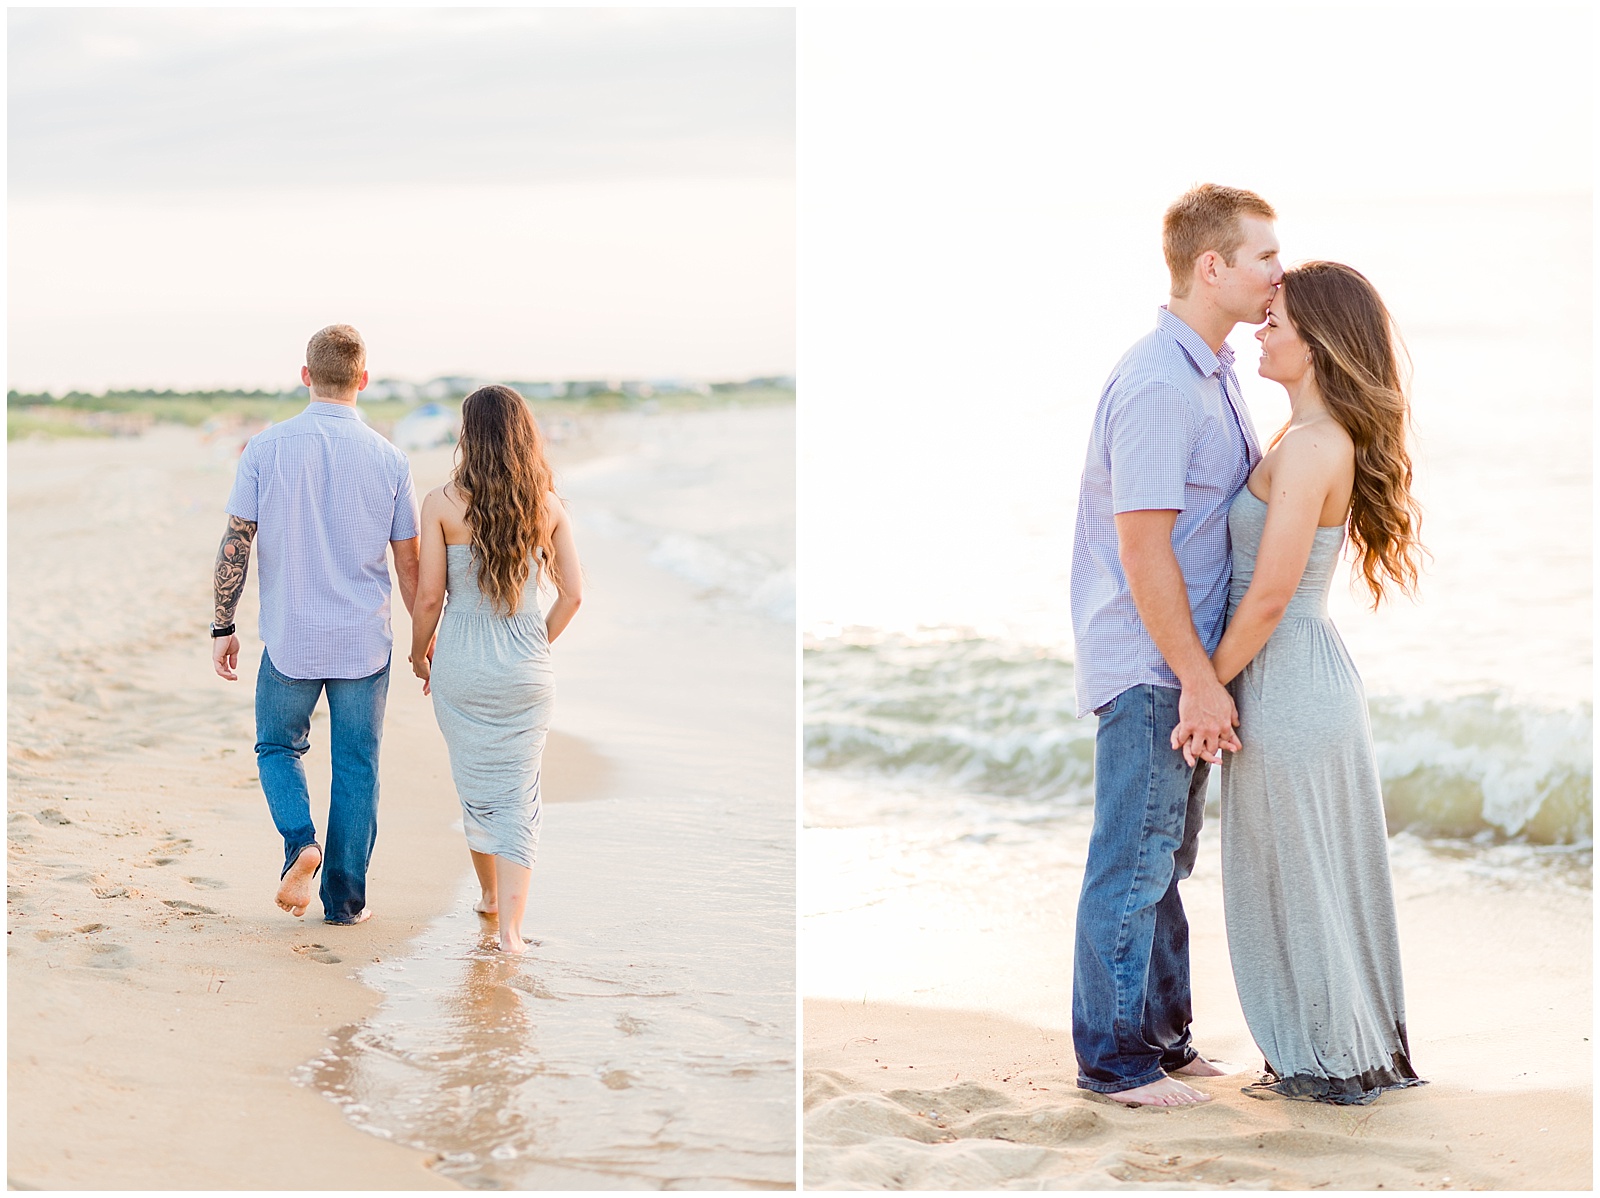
1170,674,1242,767
213,634,241,681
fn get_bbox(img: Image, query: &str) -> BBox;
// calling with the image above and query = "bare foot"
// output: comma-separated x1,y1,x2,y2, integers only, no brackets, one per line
327,907,372,926
474,895,499,915
1109,1076,1212,1106
1170,1055,1234,1078
275,846,321,917
496,934,528,955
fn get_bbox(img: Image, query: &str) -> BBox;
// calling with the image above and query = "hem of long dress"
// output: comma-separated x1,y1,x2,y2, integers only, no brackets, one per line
1244,1057,1427,1106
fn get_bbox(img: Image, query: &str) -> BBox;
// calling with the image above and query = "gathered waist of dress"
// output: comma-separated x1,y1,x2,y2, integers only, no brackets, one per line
442,596,547,629
1227,588,1330,621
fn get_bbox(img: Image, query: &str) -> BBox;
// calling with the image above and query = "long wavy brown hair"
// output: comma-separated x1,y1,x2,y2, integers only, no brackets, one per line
451,385,561,615
1279,261,1425,607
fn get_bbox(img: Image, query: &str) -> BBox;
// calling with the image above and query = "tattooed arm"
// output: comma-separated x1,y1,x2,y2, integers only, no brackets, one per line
212,515,256,681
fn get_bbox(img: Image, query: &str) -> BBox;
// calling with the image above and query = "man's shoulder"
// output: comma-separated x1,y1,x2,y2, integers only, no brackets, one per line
245,406,322,449
1110,325,1201,393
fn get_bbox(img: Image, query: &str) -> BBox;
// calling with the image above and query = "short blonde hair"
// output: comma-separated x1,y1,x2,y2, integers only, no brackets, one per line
1163,184,1276,298
306,324,366,392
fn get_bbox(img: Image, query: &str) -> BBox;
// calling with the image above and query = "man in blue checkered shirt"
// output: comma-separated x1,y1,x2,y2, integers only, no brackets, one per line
1069,185,1280,1106
210,324,421,926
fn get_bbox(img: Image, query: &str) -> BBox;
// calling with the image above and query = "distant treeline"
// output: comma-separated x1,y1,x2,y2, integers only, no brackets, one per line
7,376,796,408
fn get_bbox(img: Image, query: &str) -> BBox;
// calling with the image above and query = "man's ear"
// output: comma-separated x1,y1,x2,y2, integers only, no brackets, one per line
1196,250,1220,288
301,365,314,388
357,368,370,393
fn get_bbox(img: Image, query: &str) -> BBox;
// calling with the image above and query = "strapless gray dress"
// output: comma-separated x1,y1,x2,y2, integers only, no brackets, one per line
1220,488,1423,1104
428,544,553,871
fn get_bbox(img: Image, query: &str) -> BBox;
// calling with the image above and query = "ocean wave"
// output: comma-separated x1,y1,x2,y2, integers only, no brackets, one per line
582,509,793,622
804,633,1593,846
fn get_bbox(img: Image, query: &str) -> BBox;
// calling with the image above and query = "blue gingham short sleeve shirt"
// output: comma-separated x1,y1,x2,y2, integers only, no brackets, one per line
1070,308,1262,717
227,402,420,680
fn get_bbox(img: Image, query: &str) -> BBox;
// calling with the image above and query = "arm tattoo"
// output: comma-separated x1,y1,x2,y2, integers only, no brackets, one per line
213,515,257,626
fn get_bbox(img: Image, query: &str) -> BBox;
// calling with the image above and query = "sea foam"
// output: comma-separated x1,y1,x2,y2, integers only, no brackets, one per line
805,633,1592,845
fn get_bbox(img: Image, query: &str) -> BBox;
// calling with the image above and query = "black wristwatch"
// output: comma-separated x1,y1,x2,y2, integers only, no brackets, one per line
210,623,236,638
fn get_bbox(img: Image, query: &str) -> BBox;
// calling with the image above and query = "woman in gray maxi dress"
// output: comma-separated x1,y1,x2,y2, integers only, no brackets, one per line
1205,261,1426,1104
409,385,584,955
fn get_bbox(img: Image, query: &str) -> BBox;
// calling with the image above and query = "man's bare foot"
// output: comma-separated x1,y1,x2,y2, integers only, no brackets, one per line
1170,1055,1233,1078
1109,1076,1211,1106
275,846,321,917
474,895,499,915
327,907,372,926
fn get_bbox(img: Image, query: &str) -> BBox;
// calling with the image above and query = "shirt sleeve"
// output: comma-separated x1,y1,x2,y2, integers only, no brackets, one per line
389,460,420,541
1106,379,1193,514
225,439,260,522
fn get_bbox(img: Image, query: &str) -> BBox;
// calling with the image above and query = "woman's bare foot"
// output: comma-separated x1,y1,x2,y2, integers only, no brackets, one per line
496,934,528,955
474,894,499,915
1171,1055,1232,1078
275,846,321,917
1108,1076,1211,1106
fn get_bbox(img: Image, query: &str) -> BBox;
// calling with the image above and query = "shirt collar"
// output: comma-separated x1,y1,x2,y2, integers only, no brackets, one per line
1157,306,1233,379
306,400,360,419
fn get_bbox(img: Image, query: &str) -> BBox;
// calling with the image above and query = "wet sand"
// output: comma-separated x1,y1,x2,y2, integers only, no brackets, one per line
802,784,1591,1190
8,409,795,1189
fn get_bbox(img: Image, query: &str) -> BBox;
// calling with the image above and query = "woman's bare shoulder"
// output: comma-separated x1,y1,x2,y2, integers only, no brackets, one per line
1277,415,1353,467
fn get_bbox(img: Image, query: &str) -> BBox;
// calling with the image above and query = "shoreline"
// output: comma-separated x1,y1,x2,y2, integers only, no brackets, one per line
802,773,1592,1190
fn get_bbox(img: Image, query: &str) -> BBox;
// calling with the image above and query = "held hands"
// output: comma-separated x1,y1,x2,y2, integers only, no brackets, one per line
212,634,241,681
1170,675,1243,768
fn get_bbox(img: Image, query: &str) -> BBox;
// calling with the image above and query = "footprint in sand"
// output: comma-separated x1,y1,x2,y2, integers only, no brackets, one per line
184,876,229,890
294,943,342,965
36,808,71,826
86,942,133,970
161,899,218,915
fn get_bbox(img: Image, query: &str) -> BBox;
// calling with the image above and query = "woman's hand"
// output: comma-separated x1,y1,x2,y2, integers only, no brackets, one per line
410,488,450,694
409,639,434,694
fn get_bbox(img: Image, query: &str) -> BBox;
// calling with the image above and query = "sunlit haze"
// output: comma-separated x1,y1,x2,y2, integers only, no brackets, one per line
7,8,795,392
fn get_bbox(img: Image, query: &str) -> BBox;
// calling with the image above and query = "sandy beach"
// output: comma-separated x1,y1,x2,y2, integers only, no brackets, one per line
8,405,795,1189
802,784,1591,1190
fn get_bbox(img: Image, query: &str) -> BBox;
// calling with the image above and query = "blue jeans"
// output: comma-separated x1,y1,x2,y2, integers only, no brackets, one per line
1072,684,1209,1093
255,649,390,924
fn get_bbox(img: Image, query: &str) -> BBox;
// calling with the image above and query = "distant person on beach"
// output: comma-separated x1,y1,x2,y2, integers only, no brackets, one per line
408,385,583,955
211,324,420,925
1186,261,1426,1103
1069,184,1279,1106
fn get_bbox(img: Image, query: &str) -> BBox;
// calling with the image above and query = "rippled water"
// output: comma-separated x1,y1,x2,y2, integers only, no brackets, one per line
299,798,794,1190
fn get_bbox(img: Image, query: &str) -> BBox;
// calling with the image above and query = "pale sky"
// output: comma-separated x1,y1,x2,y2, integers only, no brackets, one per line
7,7,795,392
796,3,1593,634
